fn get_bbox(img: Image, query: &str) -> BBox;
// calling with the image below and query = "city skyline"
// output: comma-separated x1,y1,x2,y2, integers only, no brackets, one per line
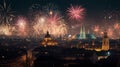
0,0,120,67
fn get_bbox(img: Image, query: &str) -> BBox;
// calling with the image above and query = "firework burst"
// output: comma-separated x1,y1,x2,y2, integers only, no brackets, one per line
0,25,12,36
47,13,62,24
32,13,67,37
114,23,120,29
67,5,85,21
93,25,99,32
15,16,28,37
0,0,15,25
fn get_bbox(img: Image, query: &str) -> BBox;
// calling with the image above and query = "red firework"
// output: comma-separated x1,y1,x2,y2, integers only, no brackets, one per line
67,5,85,20
16,16,28,36
47,14,61,24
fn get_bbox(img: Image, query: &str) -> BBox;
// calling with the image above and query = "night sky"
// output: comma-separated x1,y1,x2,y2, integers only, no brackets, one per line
0,0,120,37
1,0,120,18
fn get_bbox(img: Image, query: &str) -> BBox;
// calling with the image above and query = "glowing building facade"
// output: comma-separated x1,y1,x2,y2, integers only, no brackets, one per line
102,31,109,51
41,31,58,47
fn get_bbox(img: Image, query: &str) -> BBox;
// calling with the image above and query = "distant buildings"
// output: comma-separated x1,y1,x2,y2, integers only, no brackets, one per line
0,46,27,67
75,26,110,51
83,31,110,51
0,44,36,67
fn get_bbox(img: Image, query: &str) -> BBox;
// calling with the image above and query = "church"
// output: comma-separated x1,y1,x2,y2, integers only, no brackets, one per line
41,31,58,47
76,26,96,39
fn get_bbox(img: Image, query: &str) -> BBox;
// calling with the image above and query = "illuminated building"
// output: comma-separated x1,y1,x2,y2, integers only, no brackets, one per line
26,50,34,67
0,54,27,67
102,31,109,51
41,31,58,47
76,26,96,39
79,26,86,39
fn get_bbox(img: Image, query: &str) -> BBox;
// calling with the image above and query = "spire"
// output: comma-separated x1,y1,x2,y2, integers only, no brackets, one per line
83,26,86,39
88,30,90,34
80,26,82,35
104,31,108,38
79,25,86,39
83,26,86,34
45,31,51,38
47,31,49,35
80,26,83,39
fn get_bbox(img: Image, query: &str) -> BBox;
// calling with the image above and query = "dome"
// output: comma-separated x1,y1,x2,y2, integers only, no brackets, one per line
45,31,51,38
41,31,58,46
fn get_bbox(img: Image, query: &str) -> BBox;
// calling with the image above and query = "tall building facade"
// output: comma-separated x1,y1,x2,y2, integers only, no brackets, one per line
102,31,109,51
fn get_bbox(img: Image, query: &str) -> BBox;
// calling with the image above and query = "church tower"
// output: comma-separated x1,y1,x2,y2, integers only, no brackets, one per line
79,26,86,39
80,26,83,39
102,31,109,51
83,26,86,39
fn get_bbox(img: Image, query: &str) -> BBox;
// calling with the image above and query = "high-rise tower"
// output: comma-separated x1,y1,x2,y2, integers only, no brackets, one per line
102,31,109,51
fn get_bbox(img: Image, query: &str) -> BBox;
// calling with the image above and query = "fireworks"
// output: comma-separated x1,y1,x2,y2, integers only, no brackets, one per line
91,24,120,39
0,0,14,36
104,10,120,21
106,28,113,38
33,16,46,35
114,23,120,29
0,0,15,25
47,13,61,24
0,1,120,39
67,5,85,21
29,3,68,37
93,25,99,32
0,25,12,36
32,12,67,37
43,3,60,16
16,16,28,36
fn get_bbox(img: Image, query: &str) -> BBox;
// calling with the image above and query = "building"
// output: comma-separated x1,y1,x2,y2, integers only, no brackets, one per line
26,50,34,67
0,46,27,67
41,31,58,47
79,26,86,39
102,31,109,51
76,26,96,39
